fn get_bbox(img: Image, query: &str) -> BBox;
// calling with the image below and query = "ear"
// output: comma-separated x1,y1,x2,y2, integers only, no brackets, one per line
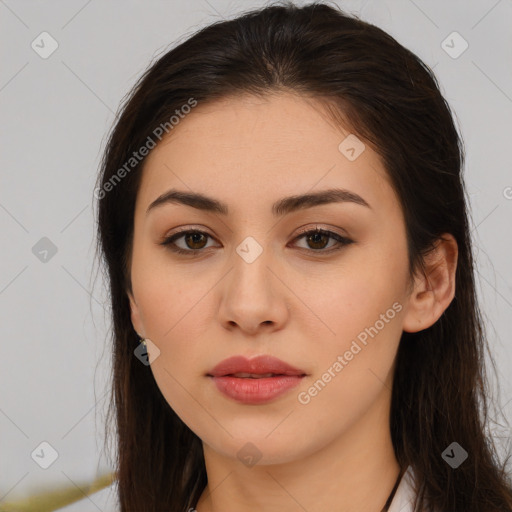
128,290,145,338
402,233,458,333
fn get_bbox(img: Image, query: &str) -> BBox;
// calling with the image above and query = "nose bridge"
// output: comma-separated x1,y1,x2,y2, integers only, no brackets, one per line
231,234,273,296
218,233,288,332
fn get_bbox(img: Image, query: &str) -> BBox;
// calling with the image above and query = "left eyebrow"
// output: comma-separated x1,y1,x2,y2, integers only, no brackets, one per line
145,187,372,217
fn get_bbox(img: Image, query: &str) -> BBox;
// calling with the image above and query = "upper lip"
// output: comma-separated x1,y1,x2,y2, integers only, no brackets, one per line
208,355,306,377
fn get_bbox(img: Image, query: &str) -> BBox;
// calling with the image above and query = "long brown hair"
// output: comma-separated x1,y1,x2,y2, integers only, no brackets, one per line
94,2,512,510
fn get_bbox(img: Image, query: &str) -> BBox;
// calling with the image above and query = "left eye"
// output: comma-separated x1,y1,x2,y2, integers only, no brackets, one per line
160,228,353,256
293,228,353,252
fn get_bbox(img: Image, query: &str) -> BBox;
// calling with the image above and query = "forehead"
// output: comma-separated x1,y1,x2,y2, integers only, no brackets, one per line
136,92,398,218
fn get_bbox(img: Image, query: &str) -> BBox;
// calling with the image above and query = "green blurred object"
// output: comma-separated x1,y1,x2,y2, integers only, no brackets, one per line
0,472,115,512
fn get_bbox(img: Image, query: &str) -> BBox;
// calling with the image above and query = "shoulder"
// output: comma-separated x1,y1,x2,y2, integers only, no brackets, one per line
53,481,119,512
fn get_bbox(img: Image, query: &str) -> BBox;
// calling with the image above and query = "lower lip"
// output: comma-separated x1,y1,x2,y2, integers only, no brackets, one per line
210,375,304,404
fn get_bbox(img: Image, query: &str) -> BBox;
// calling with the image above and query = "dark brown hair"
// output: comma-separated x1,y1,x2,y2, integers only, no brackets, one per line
94,1,512,510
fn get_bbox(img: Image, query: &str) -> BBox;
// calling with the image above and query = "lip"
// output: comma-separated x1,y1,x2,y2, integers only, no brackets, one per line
209,355,305,377
207,355,306,405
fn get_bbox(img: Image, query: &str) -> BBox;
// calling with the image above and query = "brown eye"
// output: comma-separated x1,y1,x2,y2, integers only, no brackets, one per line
160,230,217,255
304,231,330,250
182,232,208,250
292,228,354,253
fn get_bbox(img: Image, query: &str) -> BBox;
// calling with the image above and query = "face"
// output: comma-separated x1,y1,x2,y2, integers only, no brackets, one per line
128,92,415,464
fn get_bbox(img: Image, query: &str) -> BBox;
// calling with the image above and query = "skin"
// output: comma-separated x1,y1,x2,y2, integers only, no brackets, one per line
128,92,458,512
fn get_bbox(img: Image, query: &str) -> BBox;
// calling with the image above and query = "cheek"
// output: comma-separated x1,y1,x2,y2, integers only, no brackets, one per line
296,278,404,432
312,282,403,380
133,249,210,337
319,253,406,331
136,269,211,426
133,267,220,405
306,250,407,380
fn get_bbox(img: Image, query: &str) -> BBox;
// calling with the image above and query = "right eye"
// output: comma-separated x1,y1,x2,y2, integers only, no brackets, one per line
160,229,219,256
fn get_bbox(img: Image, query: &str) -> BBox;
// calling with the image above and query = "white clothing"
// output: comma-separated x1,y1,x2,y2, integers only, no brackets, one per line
388,465,417,512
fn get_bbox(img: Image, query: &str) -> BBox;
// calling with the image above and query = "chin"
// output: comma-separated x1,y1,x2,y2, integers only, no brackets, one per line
200,425,324,467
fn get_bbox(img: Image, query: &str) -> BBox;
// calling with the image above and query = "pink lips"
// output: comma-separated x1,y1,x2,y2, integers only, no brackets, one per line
207,355,306,405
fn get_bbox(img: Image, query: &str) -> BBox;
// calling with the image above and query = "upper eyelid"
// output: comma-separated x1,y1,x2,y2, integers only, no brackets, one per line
166,219,350,234
164,225,348,240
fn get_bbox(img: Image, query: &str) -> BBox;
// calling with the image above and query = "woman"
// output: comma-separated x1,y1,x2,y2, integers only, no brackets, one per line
69,1,512,511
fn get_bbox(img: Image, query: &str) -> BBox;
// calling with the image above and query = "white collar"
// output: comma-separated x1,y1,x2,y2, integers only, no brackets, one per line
388,465,417,512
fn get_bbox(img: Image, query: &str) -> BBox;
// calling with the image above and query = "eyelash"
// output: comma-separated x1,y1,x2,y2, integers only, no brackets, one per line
159,227,354,257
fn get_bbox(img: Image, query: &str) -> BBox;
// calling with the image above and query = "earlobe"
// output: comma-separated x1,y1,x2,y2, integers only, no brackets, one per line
402,234,458,333
128,291,144,337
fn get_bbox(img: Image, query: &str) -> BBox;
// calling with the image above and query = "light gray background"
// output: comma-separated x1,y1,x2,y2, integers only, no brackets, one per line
1,0,511,501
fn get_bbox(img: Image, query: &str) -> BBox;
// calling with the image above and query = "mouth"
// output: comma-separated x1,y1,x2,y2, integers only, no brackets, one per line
207,355,307,404
227,372,291,378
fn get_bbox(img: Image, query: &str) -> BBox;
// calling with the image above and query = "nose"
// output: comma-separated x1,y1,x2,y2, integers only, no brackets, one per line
217,244,290,336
